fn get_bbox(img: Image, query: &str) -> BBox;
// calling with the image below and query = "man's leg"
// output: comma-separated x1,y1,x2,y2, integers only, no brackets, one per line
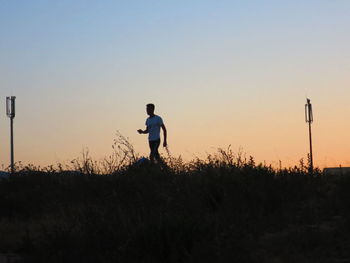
149,140,154,162
149,139,161,163
153,140,161,162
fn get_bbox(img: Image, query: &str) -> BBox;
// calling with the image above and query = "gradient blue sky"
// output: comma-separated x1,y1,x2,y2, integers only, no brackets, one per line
1,1,349,168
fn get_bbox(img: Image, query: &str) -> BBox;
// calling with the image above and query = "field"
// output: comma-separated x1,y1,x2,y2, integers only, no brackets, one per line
0,141,350,263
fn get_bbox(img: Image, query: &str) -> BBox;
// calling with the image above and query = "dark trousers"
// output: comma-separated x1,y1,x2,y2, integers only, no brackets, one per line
149,139,161,162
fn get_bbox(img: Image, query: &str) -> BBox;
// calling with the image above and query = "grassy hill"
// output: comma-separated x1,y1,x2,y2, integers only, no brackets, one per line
0,150,349,263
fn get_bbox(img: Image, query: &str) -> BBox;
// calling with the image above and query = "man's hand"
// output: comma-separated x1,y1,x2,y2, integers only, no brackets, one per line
137,129,143,134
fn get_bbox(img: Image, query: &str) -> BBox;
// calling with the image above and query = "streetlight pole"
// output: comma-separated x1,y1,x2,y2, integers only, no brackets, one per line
305,98,313,173
6,96,16,174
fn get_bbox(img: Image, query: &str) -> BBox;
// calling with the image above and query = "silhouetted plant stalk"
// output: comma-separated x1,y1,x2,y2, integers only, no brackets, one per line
163,145,186,173
68,131,140,175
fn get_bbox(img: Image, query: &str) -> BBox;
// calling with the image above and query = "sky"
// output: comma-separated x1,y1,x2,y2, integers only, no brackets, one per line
0,0,349,169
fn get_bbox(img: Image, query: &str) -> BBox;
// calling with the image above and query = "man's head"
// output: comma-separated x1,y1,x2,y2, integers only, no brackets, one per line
146,103,155,116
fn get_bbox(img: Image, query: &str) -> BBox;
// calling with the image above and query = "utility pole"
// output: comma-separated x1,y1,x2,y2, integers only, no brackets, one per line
305,98,313,173
6,96,16,174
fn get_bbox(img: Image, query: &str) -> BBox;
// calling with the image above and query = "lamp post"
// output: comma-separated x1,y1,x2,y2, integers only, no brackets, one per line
305,98,313,173
6,96,16,174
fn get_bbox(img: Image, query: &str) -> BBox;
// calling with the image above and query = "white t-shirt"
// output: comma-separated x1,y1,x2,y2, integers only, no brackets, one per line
146,115,163,141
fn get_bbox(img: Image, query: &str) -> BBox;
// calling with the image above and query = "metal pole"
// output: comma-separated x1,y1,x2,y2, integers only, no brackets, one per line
6,96,16,175
308,115,313,173
305,99,313,174
10,117,14,174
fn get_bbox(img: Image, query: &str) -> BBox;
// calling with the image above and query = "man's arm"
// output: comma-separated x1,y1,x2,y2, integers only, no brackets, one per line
161,124,167,147
137,127,149,134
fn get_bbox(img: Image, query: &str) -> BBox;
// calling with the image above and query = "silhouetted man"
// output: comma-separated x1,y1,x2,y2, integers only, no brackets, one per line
137,104,167,163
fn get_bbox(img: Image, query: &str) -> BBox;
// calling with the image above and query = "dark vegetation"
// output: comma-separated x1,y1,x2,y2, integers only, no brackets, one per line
0,135,349,262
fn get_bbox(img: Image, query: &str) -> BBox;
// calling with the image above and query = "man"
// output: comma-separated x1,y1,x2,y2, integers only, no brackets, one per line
137,103,167,163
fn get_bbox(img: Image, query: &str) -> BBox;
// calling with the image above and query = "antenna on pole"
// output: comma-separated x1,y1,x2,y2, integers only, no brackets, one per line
6,96,16,174
305,98,313,174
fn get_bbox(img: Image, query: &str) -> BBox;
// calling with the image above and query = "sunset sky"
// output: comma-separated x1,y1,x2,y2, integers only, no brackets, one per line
1,1,349,169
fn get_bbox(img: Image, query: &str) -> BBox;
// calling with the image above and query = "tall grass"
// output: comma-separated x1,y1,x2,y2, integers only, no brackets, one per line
0,133,349,263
